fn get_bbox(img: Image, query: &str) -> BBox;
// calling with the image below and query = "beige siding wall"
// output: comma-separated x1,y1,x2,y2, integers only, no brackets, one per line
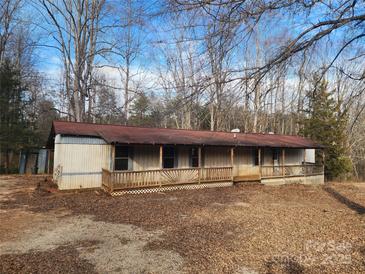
131,146,260,170
132,145,160,171
262,148,273,165
130,146,305,170
124,146,305,171
132,145,194,170
203,147,231,167
261,148,305,166
54,135,111,190
177,146,190,168
234,147,259,176
234,147,253,166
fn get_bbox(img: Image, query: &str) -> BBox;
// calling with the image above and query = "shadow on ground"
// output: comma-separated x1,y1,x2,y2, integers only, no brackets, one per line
324,186,365,215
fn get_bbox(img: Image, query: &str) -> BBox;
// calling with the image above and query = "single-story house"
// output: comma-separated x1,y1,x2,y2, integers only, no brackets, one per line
47,121,324,194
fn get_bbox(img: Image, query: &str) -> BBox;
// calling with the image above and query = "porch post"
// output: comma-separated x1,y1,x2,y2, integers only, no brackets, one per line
303,149,307,176
159,145,163,168
198,147,202,184
159,145,163,187
258,148,261,176
111,145,115,171
110,145,115,191
303,149,306,163
230,147,234,180
321,149,325,173
230,147,234,167
282,148,285,176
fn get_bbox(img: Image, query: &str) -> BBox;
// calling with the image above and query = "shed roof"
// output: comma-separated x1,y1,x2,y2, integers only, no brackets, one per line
49,121,323,148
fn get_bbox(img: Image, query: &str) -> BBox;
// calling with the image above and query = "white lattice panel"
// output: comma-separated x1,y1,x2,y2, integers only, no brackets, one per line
108,182,233,196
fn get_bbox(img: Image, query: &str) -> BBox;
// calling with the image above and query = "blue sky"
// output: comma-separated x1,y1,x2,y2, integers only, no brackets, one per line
28,0,364,98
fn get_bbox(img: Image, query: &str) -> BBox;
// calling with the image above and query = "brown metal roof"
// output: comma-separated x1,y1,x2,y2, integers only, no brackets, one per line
50,120,323,148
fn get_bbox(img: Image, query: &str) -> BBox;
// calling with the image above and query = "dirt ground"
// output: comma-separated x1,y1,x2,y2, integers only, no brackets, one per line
0,176,364,274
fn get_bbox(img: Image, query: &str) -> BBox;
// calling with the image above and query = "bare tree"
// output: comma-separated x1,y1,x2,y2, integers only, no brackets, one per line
113,0,145,125
154,8,207,130
0,0,23,63
202,6,239,131
39,0,109,122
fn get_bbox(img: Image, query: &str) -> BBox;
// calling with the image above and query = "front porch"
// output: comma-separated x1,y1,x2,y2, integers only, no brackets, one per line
100,144,324,194
102,163,324,194
102,166,233,192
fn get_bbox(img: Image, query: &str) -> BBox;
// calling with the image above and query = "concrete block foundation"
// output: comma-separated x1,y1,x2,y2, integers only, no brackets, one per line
261,174,324,186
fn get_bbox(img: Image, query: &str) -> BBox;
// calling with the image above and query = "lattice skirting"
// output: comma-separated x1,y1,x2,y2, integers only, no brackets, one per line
107,182,233,196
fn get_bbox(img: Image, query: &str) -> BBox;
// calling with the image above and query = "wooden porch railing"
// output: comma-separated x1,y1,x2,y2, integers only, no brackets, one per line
102,166,233,191
260,164,324,179
200,167,233,182
102,164,323,191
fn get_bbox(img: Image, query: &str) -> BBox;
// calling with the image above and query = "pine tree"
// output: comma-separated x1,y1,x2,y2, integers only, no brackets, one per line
0,60,30,173
302,79,352,180
129,93,153,126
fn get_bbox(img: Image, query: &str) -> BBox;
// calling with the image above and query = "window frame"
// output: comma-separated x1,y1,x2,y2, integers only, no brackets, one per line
272,148,281,164
163,146,176,169
114,145,131,171
189,147,200,168
253,148,263,166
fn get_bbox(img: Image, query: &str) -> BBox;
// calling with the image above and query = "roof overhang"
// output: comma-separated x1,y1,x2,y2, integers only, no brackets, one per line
48,120,324,149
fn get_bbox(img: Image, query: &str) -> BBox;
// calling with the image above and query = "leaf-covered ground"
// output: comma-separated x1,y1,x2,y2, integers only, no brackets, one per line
0,176,364,273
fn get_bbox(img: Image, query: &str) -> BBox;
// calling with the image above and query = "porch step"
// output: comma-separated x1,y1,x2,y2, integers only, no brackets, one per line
233,174,261,182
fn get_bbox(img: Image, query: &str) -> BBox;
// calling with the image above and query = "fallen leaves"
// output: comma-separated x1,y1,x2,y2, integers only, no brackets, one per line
0,243,96,274
1,177,365,273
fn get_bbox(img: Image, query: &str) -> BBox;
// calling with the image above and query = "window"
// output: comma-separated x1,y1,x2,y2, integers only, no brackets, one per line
253,148,263,166
115,145,130,171
190,147,199,167
163,146,176,168
273,149,280,161
273,148,280,164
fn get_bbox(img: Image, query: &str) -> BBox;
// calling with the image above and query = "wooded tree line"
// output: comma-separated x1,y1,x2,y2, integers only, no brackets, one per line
0,0,364,179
